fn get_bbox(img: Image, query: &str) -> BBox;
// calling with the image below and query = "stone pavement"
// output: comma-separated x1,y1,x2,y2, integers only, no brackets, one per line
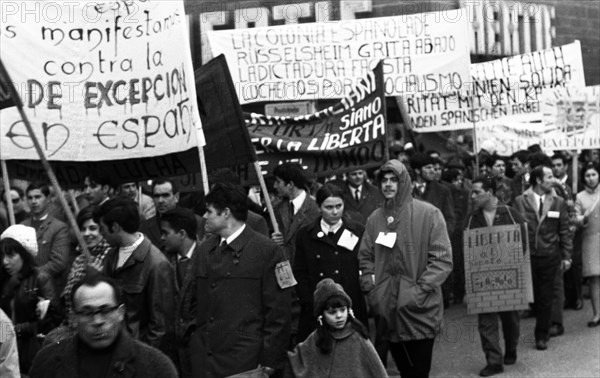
384,300,600,377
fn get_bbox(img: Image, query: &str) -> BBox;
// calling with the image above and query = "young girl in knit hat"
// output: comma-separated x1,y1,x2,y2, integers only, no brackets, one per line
287,278,388,377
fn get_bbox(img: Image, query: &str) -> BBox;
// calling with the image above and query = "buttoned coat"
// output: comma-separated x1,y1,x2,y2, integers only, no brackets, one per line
103,237,175,354
294,218,368,340
29,330,178,378
342,181,383,226
514,188,573,260
190,226,291,377
167,243,201,378
274,194,320,261
22,215,70,294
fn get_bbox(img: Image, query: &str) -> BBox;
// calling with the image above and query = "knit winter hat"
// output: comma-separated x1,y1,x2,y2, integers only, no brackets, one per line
313,278,352,316
0,224,38,257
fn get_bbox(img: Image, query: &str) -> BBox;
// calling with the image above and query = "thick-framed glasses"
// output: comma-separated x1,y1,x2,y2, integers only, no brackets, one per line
11,198,21,204
74,305,120,319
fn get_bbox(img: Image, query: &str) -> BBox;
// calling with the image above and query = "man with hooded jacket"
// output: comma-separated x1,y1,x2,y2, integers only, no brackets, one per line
358,160,453,377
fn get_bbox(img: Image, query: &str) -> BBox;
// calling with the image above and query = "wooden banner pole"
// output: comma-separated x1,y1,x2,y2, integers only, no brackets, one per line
1,160,16,225
0,59,90,260
253,161,280,234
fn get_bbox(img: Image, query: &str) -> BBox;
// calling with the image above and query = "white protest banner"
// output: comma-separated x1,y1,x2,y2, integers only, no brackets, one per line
404,41,585,145
464,224,530,315
208,9,471,104
541,85,600,150
0,0,203,161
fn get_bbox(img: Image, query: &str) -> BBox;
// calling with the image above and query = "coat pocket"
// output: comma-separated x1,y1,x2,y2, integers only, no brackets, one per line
366,276,391,317
397,276,437,314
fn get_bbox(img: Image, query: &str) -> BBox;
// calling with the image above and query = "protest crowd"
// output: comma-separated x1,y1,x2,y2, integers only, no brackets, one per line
1,1,600,378
0,143,599,378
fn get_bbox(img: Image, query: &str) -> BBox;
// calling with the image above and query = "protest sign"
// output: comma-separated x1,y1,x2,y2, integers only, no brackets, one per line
540,85,600,150
464,224,531,315
0,0,203,161
404,41,585,155
208,9,470,103
246,61,386,178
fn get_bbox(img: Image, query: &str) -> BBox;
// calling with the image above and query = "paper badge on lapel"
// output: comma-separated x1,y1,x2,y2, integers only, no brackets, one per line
275,260,297,289
337,229,359,250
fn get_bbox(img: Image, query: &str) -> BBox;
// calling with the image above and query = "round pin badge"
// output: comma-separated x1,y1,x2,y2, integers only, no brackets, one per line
317,231,325,238
387,216,394,224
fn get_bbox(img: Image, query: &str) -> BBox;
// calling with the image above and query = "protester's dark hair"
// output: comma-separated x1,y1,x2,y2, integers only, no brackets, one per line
527,144,543,154
152,179,179,195
1,186,24,204
273,162,309,190
551,153,568,165
472,175,497,194
26,181,50,197
76,206,97,229
441,168,461,184
529,165,549,187
528,152,553,170
160,207,197,240
581,162,600,186
0,238,36,277
316,183,344,207
314,296,369,355
481,155,495,169
86,171,117,191
410,153,437,170
71,267,122,308
509,150,530,164
94,198,140,233
205,183,248,222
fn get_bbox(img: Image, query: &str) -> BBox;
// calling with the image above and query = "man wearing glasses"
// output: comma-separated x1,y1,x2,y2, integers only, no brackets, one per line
1,187,30,234
29,270,177,378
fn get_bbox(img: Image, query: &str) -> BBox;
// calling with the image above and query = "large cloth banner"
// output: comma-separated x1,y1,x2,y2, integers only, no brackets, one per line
404,41,585,154
0,0,203,161
208,9,471,103
246,61,386,178
464,224,531,315
540,85,600,150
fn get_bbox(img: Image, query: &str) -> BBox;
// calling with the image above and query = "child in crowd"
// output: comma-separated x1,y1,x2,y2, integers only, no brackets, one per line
287,278,387,378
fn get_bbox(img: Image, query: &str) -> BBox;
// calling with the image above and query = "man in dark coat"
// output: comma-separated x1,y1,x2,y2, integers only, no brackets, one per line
159,208,201,378
97,198,175,357
411,153,456,235
514,165,573,351
29,271,177,378
342,169,383,226
139,180,205,249
190,183,291,377
22,182,70,296
271,162,320,261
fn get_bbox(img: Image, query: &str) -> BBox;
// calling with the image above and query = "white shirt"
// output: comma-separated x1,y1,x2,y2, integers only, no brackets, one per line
291,190,307,215
117,233,145,268
320,219,343,235
178,242,196,261
532,192,546,213
352,185,362,199
220,224,246,245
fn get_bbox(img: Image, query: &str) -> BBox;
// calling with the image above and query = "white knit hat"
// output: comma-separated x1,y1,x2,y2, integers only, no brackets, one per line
0,225,38,257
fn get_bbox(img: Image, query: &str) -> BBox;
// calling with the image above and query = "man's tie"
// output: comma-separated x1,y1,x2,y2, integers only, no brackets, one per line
177,256,189,286
538,197,544,218
289,201,295,216
355,188,361,203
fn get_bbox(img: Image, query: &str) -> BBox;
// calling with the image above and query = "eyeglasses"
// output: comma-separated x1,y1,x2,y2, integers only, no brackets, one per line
74,305,120,319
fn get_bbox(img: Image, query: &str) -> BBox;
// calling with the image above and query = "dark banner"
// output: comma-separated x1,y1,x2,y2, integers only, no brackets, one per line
246,61,386,178
0,61,15,110
196,54,256,172
5,148,201,190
